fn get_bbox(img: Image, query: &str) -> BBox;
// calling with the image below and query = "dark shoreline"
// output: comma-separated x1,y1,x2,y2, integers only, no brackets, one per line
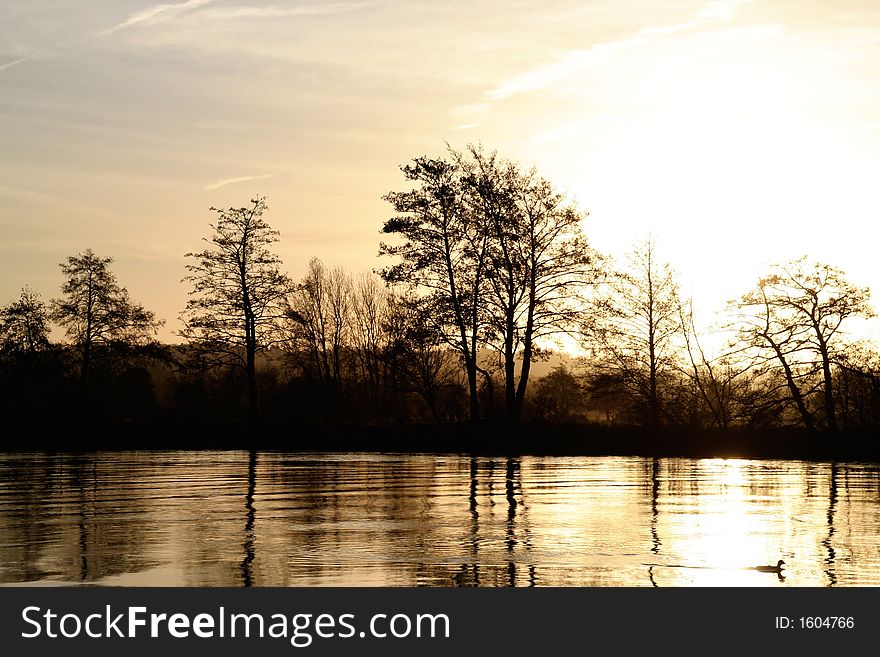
4,422,879,463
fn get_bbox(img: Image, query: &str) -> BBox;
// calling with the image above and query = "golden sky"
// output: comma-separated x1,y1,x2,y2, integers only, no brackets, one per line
2,0,879,341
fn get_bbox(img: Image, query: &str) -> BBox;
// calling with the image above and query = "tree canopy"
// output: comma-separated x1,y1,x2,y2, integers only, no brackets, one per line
0,287,50,358
735,257,874,432
381,146,596,422
50,249,162,380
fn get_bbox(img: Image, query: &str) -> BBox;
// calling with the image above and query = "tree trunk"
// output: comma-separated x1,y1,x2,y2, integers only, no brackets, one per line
818,340,837,433
246,320,258,425
512,279,537,424
466,357,480,423
648,351,658,429
82,282,93,382
646,258,659,430
768,339,817,432
504,330,516,422
81,336,91,382
478,366,495,418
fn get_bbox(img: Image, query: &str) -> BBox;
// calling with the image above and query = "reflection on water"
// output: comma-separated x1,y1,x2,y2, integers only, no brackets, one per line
0,452,878,586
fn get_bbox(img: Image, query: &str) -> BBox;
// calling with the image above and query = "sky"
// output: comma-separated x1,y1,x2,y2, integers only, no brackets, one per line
2,0,879,342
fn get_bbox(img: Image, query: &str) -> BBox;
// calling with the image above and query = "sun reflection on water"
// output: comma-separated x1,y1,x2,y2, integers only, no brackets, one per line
0,452,877,586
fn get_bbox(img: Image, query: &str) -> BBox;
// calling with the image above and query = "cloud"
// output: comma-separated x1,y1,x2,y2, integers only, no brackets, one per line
98,0,214,36
98,1,369,35
458,0,756,127
0,56,32,73
204,174,274,191
487,36,644,102
198,3,371,21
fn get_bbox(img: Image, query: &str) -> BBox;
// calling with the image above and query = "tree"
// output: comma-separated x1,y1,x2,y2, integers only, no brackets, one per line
180,196,290,422
0,287,50,358
1,287,62,424
734,257,873,432
678,299,759,429
381,155,489,422
348,272,401,418
381,146,596,423
384,294,466,422
51,249,162,381
460,147,595,422
589,238,681,429
286,258,351,387
529,364,586,422
350,272,390,393
834,342,880,431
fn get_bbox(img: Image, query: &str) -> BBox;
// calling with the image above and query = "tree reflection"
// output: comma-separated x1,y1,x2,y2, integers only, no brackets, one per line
822,462,838,586
241,450,257,586
1,454,880,586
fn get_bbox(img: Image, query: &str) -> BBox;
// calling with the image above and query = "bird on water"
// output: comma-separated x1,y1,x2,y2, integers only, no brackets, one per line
753,559,785,573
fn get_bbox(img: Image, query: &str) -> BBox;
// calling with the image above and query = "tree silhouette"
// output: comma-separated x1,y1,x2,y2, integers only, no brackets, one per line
735,257,873,432
384,294,465,422
460,147,594,422
834,342,880,431
1,287,61,426
286,257,351,388
529,364,585,422
381,155,489,422
51,249,162,381
180,196,290,422
589,238,681,429
382,147,595,423
350,272,390,392
0,287,50,358
678,299,756,430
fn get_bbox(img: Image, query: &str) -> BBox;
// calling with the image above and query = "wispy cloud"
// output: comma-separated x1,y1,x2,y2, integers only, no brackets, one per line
199,3,371,21
488,36,645,102
98,1,369,36
204,174,274,191
457,0,755,127
451,37,646,125
98,0,214,36
0,56,32,74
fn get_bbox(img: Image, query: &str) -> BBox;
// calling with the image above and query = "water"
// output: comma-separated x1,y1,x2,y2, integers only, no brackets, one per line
0,452,878,586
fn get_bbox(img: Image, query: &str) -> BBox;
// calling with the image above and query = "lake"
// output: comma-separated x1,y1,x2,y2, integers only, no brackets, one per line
0,451,877,586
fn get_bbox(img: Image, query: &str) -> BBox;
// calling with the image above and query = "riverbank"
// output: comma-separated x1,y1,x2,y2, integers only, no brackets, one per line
5,421,879,462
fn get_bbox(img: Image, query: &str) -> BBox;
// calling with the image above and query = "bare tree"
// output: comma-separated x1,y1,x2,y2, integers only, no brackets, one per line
589,238,681,429
834,341,880,431
381,155,489,422
286,258,352,387
1,287,56,423
678,299,759,429
734,257,873,432
180,196,290,422
1,287,50,357
382,147,596,423
51,249,162,381
350,272,387,390
459,147,596,422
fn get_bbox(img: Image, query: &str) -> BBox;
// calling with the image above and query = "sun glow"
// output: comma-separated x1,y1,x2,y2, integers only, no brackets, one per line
494,19,880,326
676,461,776,570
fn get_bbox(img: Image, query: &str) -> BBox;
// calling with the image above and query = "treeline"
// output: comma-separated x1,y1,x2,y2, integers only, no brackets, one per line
2,145,880,440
